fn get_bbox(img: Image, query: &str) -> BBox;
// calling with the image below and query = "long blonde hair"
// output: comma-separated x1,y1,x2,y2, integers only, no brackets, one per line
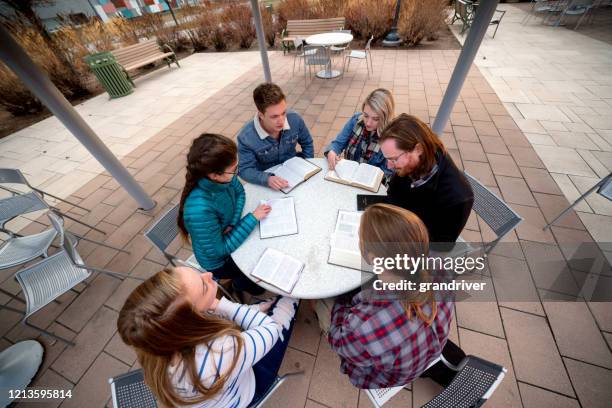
359,204,437,325
117,268,243,406
362,88,395,135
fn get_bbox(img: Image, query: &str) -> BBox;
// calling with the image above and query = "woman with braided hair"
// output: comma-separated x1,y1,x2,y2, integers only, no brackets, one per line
178,133,270,296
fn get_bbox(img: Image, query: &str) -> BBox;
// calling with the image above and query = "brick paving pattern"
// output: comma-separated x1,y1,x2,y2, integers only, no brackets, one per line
1,45,611,407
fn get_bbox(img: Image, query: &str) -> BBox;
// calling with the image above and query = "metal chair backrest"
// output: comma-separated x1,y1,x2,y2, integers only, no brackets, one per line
0,192,49,230
422,356,506,408
144,204,180,261
365,35,374,51
109,369,157,408
0,214,57,270
0,168,30,187
596,173,612,200
464,172,522,250
304,45,329,66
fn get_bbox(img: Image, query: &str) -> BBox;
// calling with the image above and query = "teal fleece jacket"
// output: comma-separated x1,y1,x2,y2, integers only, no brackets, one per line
183,176,257,270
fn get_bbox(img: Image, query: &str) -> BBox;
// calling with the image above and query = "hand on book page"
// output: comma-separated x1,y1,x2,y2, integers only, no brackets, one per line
259,197,298,238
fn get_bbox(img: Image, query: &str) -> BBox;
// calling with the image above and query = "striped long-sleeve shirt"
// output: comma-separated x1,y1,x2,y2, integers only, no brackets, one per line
183,176,257,270
170,296,298,408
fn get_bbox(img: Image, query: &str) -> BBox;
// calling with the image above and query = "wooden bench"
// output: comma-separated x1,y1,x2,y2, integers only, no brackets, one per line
111,39,179,85
281,17,346,54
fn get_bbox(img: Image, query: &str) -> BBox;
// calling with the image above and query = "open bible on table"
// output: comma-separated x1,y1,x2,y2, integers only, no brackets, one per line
328,210,372,272
251,248,304,293
259,197,298,239
325,159,384,193
265,157,321,193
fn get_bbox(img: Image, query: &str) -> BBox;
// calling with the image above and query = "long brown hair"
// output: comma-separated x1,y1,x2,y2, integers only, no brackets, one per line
178,133,237,238
359,203,437,325
380,113,446,177
117,267,244,407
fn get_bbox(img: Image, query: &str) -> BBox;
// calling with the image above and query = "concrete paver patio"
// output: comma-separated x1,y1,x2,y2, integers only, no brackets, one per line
1,19,612,408
449,3,612,262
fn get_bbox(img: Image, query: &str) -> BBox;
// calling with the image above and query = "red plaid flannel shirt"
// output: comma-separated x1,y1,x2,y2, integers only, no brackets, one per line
327,289,454,389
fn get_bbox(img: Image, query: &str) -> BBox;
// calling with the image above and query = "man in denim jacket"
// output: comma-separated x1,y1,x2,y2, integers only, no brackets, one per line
238,83,314,190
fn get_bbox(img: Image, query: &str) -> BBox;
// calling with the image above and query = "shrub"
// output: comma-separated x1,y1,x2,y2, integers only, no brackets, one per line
261,4,279,48
277,0,315,27
0,20,90,115
344,0,395,41
223,2,256,49
398,0,448,46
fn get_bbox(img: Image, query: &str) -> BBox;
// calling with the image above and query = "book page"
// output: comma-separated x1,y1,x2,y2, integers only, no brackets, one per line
259,197,298,238
252,248,303,293
334,159,359,182
352,163,382,190
284,157,319,179
272,165,304,193
334,210,362,236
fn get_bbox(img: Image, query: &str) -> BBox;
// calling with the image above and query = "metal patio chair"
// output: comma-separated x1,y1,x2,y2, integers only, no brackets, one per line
344,35,373,77
0,213,139,345
558,0,597,29
109,369,157,408
292,38,314,75
330,29,353,61
302,45,331,85
0,168,106,235
108,368,303,408
365,355,506,407
544,172,611,230
464,172,522,254
144,204,237,302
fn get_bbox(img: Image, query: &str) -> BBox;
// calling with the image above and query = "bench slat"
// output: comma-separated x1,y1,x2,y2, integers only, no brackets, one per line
286,17,346,39
122,52,175,71
110,38,175,73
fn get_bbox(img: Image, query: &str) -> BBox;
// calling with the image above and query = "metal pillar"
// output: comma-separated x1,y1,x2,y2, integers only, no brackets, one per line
250,0,272,83
432,0,499,136
0,24,156,211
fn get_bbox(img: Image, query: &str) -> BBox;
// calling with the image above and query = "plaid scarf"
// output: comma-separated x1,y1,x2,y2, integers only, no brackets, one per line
345,119,380,163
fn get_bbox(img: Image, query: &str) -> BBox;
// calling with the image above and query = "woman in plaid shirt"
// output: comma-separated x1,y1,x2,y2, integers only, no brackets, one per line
327,204,465,389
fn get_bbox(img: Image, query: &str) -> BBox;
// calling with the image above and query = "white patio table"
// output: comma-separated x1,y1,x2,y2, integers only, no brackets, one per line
233,158,385,299
305,32,353,79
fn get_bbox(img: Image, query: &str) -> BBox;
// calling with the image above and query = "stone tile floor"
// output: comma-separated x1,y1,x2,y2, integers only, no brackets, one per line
450,3,612,263
1,37,612,408
0,51,262,233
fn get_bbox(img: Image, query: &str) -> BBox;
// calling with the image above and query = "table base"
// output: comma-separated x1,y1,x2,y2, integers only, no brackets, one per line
316,69,342,79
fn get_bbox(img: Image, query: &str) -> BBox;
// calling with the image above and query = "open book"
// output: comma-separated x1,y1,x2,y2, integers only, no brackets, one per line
328,210,372,272
265,157,321,193
259,197,298,239
325,160,384,193
251,248,304,293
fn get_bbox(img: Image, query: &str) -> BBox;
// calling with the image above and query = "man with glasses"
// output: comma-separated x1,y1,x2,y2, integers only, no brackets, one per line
379,114,474,248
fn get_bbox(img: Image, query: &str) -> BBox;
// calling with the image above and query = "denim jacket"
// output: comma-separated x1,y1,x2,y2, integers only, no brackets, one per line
237,111,314,186
324,112,392,177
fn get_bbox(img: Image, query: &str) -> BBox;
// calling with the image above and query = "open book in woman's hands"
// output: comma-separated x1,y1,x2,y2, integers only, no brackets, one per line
251,248,304,293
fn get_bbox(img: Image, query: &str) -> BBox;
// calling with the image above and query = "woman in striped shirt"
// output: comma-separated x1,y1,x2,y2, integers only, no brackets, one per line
118,266,298,407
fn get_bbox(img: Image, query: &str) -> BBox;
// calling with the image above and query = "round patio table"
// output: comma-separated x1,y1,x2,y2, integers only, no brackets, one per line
305,32,353,79
233,158,385,299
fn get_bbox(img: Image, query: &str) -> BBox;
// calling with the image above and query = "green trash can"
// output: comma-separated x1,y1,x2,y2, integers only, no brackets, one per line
84,52,133,98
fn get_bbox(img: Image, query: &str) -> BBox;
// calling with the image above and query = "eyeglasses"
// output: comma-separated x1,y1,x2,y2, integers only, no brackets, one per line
223,163,239,175
385,151,407,165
